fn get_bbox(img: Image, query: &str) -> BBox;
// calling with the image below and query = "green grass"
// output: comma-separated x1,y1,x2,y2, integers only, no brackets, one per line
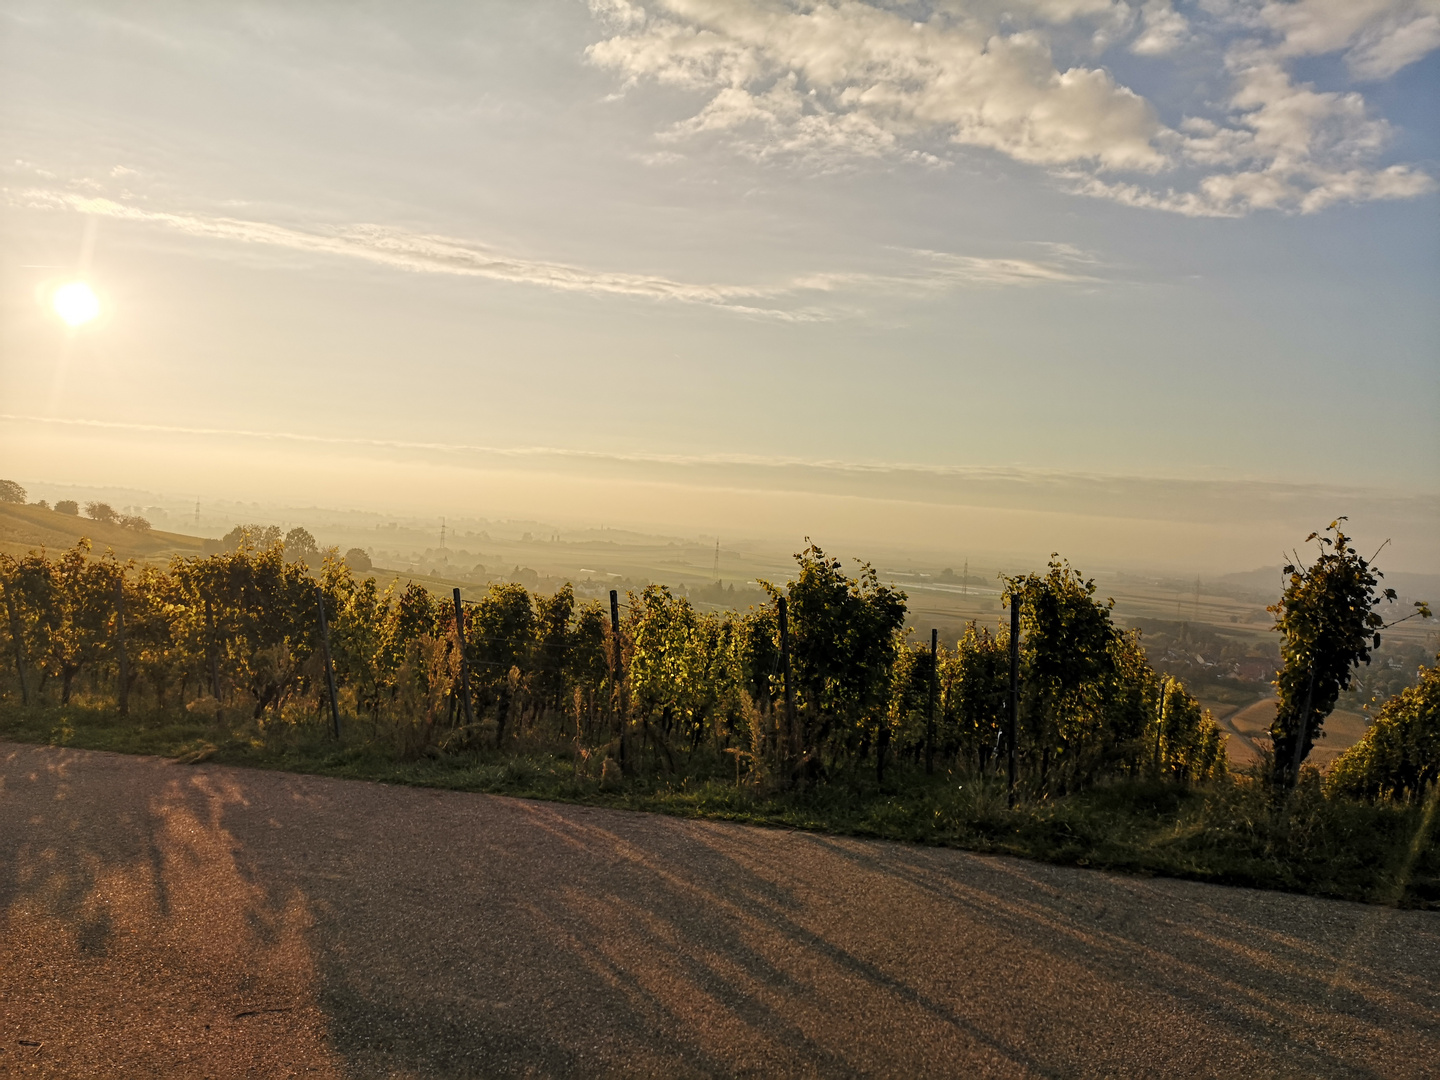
3,702,1436,909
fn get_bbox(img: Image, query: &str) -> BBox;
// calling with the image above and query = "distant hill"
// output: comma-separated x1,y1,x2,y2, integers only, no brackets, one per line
1222,565,1440,604
0,503,208,563
1217,566,1288,596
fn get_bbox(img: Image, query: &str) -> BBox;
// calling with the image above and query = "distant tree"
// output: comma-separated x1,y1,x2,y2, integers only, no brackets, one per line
84,501,117,523
34,500,50,510
55,500,79,516
0,480,26,504
118,514,151,533
285,527,319,559
1269,520,1432,792
222,524,282,551
344,547,372,572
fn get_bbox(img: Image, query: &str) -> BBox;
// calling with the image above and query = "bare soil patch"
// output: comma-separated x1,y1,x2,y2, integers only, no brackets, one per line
1214,695,1371,771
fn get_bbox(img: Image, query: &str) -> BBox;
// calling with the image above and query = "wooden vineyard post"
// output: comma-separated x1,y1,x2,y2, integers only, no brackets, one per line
115,574,129,717
610,589,625,773
778,597,797,779
1007,590,1020,808
452,588,476,728
926,628,938,775
3,578,29,706
315,586,340,738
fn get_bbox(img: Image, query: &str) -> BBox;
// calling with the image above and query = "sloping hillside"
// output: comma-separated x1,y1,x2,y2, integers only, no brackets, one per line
0,503,208,563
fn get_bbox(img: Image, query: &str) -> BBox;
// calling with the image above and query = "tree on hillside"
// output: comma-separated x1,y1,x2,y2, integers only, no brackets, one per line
0,480,25,504
84,501,117,523
344,548,373,571
1269,520,1432,792
222,524,282,551
285,527,318,559
55,500,78,515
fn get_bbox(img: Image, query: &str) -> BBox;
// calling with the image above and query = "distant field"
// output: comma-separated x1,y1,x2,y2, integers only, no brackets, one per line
0,503,207,563
1203,696,1370,769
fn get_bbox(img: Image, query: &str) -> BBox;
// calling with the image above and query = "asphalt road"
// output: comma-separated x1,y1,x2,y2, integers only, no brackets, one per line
2,742,1437,1079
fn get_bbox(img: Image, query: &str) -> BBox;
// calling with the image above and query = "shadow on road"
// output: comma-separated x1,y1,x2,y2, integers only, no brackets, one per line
2,742,1437,1078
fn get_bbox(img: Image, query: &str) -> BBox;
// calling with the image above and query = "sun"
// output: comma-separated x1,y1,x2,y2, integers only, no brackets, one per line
52,281,100,327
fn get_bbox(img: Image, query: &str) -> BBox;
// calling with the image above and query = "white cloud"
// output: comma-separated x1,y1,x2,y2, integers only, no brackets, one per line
984,0,1125,22
1131,0,1191,55
1164,45,1435,213
589,0,1171,171
587,0,1437,216
8,185,1101,315
1348,12,1440,77
1257,0,1440,79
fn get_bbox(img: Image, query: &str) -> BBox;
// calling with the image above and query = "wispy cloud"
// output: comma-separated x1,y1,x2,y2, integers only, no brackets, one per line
8,185,1103,312
0,412,1112,476
10,188,817,318
793,247,1104,292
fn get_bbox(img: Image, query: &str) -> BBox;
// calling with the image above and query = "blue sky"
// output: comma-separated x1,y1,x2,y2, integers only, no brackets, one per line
2,1,1437,570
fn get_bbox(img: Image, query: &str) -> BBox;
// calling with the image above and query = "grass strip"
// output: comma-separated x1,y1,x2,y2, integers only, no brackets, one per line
3,703,1435,909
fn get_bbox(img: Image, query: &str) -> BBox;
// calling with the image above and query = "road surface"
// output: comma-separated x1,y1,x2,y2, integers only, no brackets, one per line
2,742,1436,1078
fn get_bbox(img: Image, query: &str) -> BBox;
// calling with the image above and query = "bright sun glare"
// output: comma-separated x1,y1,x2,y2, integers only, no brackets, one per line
52,281,100,326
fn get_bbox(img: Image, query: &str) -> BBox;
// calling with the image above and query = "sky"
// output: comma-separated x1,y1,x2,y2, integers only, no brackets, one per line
1,0,1437,572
